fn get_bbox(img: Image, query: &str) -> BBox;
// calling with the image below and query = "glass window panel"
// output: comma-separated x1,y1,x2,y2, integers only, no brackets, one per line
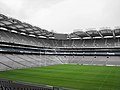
0,21,12,25
15,25,24,28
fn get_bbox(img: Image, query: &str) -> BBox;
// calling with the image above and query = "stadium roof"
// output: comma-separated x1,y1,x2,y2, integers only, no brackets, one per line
0,14,54,38
0,13,120,39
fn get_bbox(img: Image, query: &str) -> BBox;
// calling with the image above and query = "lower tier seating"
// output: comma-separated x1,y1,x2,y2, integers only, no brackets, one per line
0,54,120,71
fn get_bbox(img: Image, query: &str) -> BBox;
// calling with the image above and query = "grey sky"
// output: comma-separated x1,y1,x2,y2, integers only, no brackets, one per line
0,0,120,33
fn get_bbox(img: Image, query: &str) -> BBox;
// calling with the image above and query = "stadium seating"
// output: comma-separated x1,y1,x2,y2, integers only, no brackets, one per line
0,13,120,72
1,28,120,48
0,79,54,90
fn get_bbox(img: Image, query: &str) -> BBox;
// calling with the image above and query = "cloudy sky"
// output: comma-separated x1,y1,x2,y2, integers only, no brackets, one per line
0,0,120,33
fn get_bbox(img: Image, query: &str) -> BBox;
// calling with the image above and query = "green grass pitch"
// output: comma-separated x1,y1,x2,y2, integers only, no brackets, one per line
0,64,120,90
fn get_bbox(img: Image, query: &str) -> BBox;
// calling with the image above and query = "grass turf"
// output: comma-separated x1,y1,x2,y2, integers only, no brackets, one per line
0,64,120,90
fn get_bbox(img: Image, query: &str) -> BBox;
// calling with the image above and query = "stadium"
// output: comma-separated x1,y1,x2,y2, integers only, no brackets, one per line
0,13,120,90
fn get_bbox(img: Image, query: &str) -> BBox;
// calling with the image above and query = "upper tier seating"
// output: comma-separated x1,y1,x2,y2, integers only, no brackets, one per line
0,30,120,48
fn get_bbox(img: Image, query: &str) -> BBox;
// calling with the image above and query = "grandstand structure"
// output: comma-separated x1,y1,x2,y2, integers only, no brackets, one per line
0,13,120,72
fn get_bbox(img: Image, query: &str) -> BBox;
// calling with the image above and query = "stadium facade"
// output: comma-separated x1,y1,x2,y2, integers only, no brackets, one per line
0,13,120,90
0,14,120,71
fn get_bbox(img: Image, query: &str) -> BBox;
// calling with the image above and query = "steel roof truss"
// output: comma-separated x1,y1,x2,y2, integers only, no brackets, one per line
98,31,103,38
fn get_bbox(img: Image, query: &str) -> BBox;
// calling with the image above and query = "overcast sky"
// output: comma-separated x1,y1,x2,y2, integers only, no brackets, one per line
0,0,120,33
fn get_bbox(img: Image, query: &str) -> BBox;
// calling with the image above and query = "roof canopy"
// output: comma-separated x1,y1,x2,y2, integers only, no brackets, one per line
0,14,54,38
0,14,120,39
